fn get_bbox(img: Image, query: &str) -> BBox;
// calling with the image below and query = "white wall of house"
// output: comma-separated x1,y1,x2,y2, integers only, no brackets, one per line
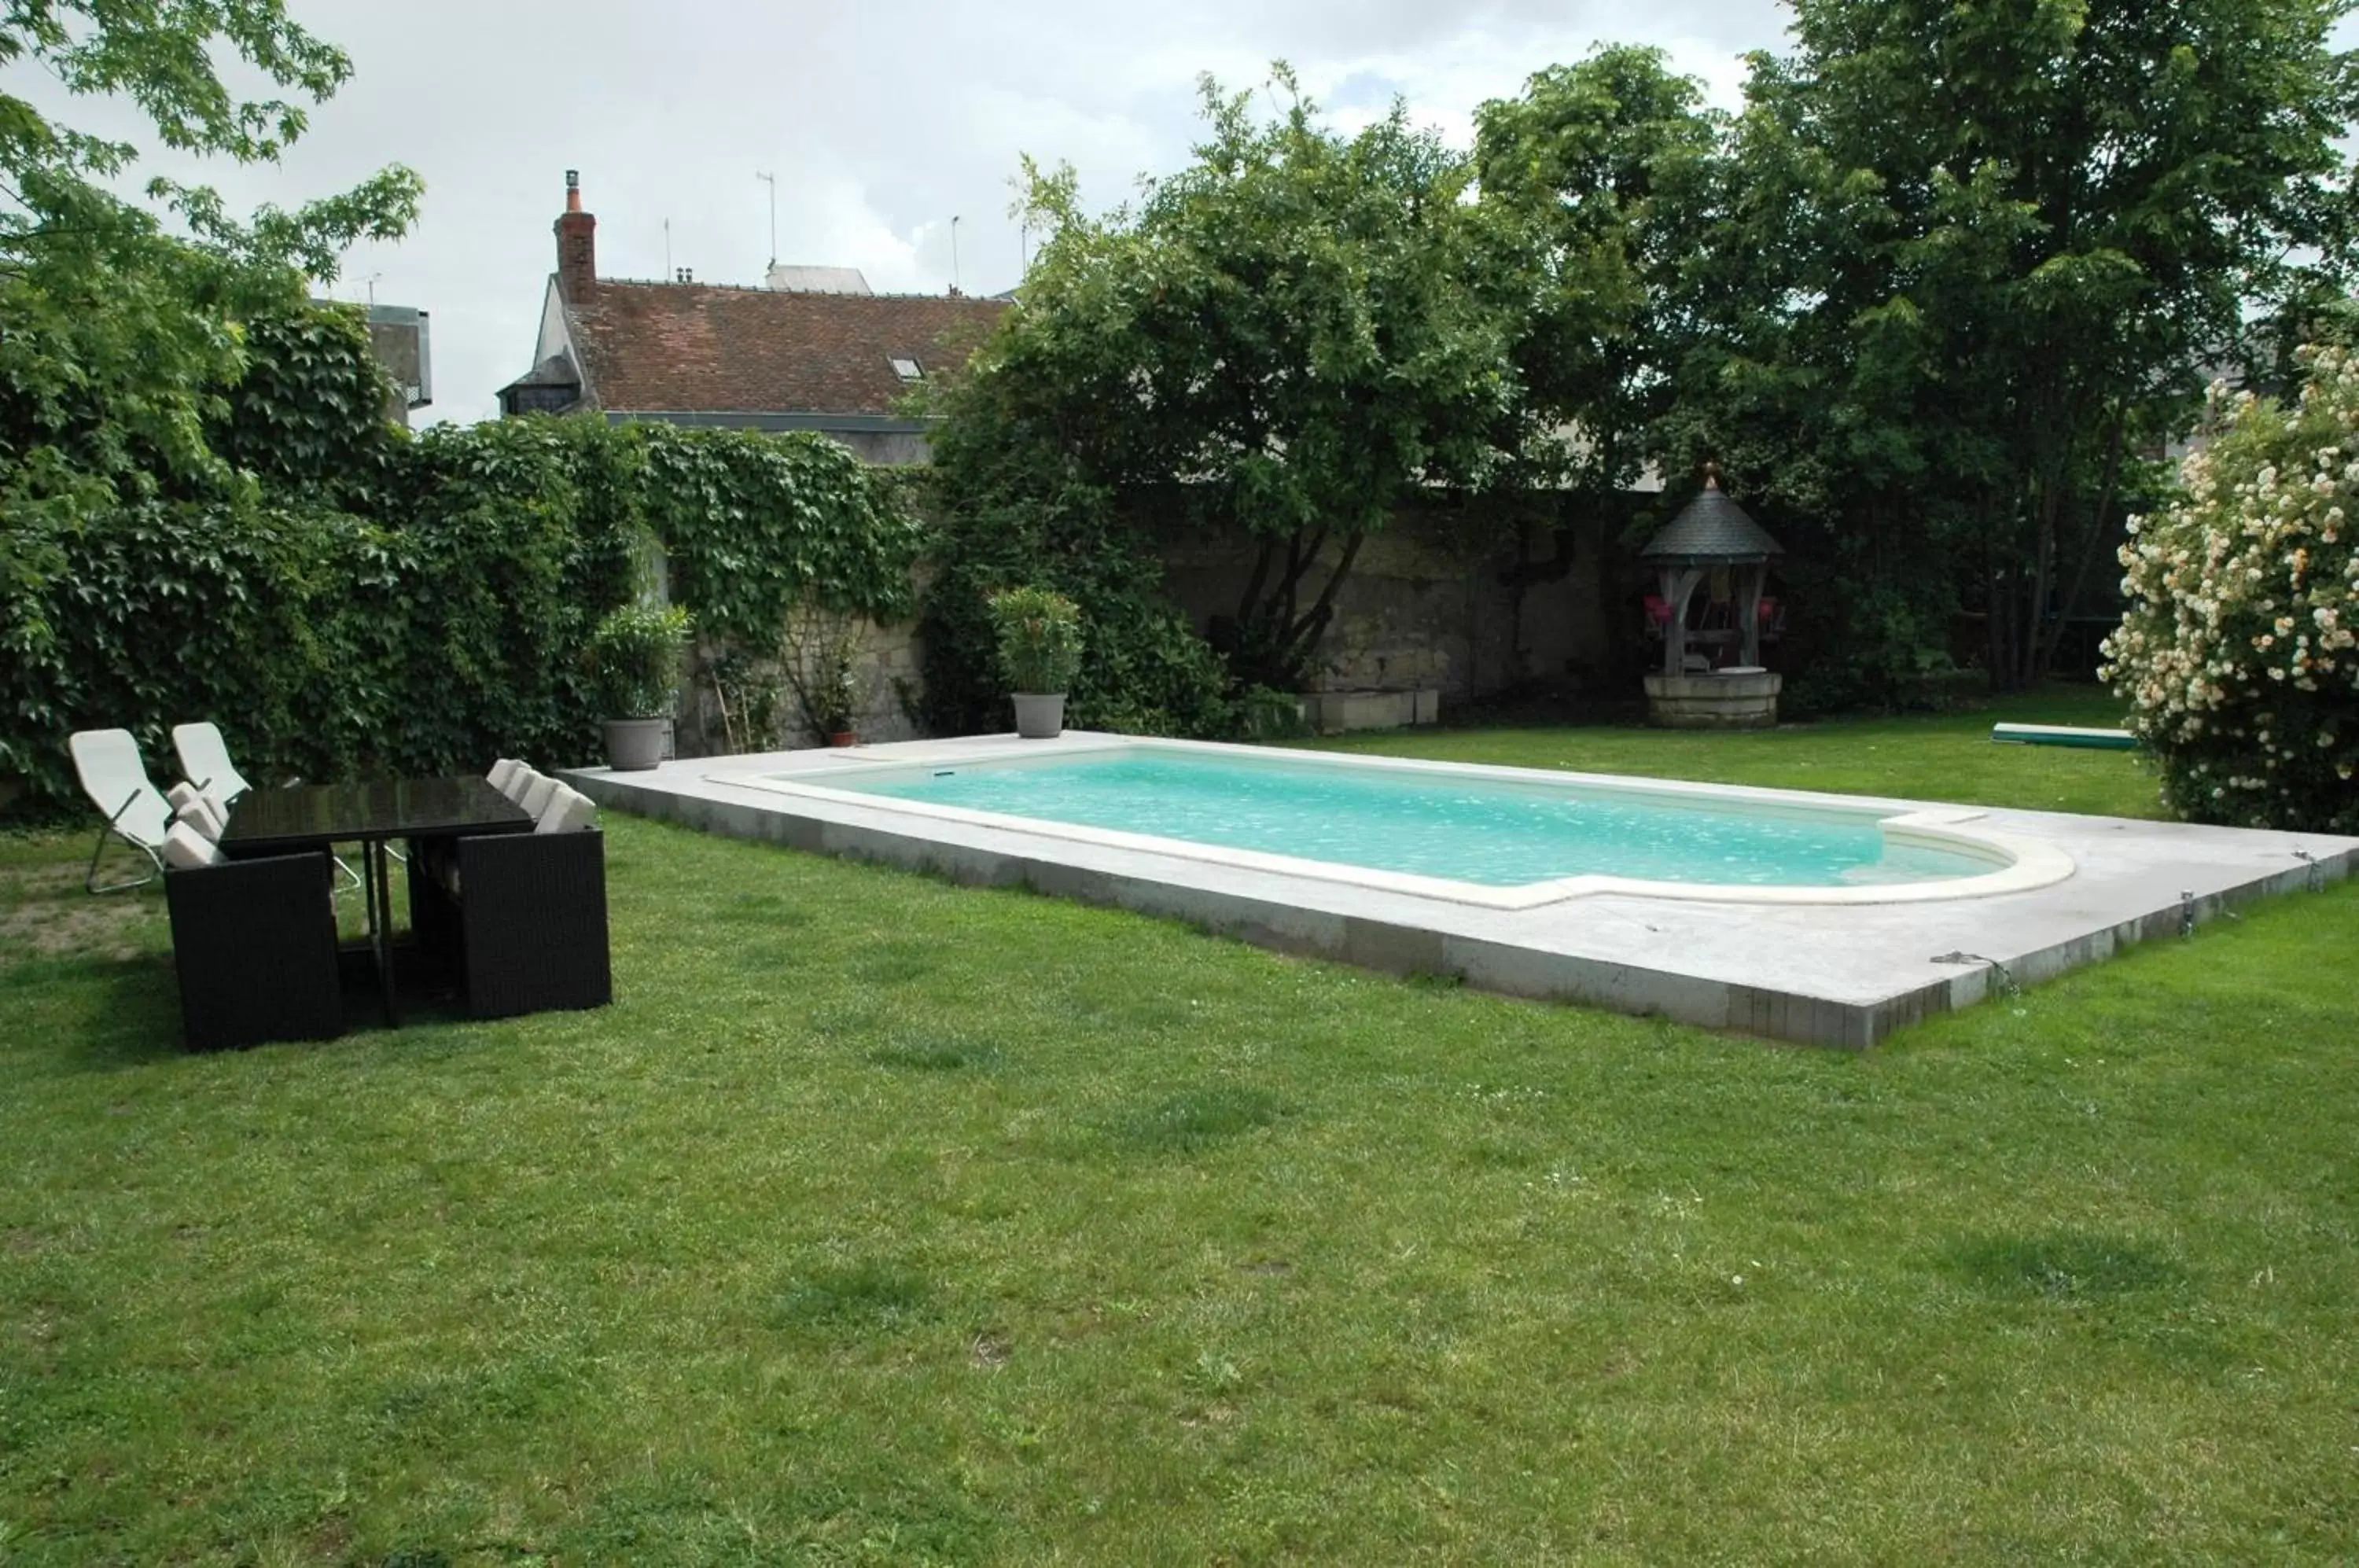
533,278,576,374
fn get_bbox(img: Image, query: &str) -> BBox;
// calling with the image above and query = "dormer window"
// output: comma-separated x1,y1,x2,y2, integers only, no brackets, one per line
890,356,924,381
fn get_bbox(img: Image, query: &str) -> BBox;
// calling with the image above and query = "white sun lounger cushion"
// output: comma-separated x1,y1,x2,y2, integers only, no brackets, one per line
488,758,526,795
70,728,173,851
163,822,224,870
169,722,253,802
535,782,599,834
171,778,234,823
174,797,226,841
517,773,560,820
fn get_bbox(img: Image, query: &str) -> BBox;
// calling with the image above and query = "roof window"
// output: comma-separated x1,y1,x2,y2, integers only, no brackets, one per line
889,356,924,381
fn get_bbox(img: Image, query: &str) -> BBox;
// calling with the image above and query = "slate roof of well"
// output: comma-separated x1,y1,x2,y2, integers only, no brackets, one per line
561,280,1007,418
1639,473,1785,562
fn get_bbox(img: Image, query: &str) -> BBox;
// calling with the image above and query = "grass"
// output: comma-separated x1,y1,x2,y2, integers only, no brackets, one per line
1312,687,2156,819
3,692,2356,1563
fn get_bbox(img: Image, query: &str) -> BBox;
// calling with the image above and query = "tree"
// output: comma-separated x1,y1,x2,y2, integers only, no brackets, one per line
1,1,421,278
1474,46,1723,496
940,69,1537,690
0,0,421,631
1662,0,2359,694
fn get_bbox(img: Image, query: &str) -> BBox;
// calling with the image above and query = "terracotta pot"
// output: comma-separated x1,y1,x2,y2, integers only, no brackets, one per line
826,731,858,748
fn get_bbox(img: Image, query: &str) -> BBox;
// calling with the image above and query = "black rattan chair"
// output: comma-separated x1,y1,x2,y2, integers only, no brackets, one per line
409,828,610,1019
164,849,344,1051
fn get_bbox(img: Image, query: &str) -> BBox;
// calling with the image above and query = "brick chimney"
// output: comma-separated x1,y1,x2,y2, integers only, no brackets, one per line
555,170,595,300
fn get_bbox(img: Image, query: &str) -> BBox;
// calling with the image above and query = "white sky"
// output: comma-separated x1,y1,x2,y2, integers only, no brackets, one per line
37,1,1797,422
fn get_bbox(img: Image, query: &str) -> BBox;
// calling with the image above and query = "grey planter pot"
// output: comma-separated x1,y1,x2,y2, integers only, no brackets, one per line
1012,693,1066,739
602,716,669,771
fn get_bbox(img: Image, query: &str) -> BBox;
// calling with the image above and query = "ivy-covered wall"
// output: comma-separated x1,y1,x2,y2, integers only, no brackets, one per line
2,419,642,813
0,302,926,817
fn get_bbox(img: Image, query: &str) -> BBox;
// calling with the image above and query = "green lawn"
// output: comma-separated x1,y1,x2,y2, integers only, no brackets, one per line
4,694,2356,1564
1314,688,2156,819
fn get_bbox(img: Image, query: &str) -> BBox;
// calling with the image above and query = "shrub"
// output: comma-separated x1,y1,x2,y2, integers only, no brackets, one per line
918,487,1236,739
914,342,1239,739
588,604,694,719
988,587,1084,694
2102,346,2359,833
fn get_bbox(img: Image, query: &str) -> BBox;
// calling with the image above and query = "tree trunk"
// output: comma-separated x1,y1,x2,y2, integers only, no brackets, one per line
2015,478,2061,693
1981,494,2011,692
1990,558,2014,692
1279,531,1367,668
2037,408,2127,678
1227,526,1368,690
1235,537,1277,628
1263,525,1327,642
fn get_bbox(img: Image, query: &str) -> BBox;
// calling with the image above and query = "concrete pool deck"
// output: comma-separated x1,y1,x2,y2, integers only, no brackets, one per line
565,732,2359,1049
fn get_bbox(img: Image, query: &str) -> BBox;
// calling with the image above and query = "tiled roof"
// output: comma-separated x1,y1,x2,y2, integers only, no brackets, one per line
1639,476,1784,562
561,280,1006,418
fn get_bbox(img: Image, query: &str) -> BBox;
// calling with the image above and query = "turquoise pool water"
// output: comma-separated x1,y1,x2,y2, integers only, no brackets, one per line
826,750,1996,889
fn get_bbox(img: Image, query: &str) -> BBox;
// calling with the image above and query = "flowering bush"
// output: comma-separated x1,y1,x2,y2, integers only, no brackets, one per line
2102,346,2359,833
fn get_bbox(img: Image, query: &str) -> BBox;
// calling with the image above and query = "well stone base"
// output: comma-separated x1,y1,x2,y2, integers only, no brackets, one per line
1644,671,1782,730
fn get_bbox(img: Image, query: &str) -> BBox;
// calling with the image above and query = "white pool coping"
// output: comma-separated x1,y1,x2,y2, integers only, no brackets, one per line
565,731,2359,1049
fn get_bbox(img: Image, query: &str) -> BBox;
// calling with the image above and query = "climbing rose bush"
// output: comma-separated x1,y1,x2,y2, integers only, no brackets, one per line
2102,345,2359,834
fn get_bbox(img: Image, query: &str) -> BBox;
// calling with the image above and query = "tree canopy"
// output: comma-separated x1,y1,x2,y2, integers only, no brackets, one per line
937,69,1545,688
1,0,422,624
1657,0,2359,694
936,13,2359,714
1474,45,1724,497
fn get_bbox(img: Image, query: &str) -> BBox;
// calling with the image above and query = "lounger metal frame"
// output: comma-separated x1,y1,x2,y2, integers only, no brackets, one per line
86,787,166,893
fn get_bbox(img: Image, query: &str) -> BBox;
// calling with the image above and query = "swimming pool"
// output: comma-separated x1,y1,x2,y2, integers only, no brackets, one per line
568,731,2353,1043
738,739,2073,909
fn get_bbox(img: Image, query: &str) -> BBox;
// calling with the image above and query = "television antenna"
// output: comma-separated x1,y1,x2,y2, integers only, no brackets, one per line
756,171,778,268
951,214,962,293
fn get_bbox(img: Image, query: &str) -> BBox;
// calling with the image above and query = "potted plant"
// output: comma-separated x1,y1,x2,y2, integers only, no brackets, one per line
589,602,694,770
817,644,863,746
988,586,1084,739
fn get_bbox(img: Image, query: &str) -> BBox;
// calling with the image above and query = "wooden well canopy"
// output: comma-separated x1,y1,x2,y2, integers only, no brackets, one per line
1640,466,1785,675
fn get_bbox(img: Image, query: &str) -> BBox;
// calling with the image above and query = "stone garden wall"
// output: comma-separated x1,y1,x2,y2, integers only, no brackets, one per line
673,616,926,758
1154,497,1648,708
671,493,1654,755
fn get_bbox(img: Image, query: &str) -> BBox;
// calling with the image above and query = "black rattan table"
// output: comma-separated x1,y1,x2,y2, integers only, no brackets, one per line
220,777,533,1024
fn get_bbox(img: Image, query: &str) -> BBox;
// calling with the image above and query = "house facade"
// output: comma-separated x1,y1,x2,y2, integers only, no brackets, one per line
497,172,1006,463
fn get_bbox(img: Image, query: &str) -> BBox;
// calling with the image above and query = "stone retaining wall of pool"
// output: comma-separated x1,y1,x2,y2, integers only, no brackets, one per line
564,733,2359,1049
